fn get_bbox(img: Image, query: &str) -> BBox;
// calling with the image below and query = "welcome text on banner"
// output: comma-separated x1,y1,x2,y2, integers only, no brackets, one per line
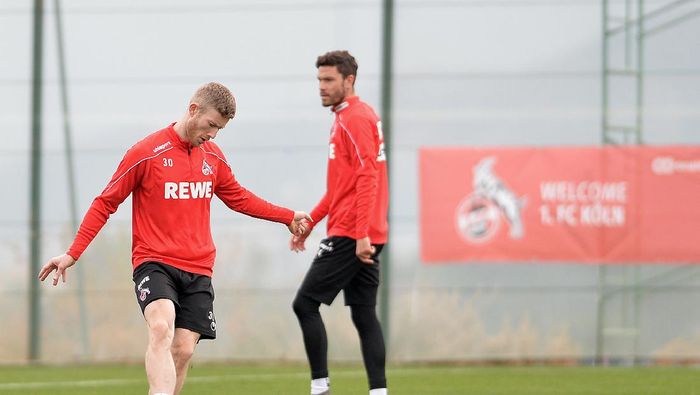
420,146,700,264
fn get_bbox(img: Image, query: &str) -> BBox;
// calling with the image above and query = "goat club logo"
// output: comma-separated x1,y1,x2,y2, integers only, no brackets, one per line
202,159,213,176
137,275,151,302
455,157,526,244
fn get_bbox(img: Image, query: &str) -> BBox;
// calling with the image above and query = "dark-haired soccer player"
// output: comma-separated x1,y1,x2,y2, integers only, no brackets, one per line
39,82,311,395
291,51,389,395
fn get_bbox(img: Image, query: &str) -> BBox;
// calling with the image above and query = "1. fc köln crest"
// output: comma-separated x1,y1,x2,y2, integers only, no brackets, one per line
202,159,214,176
455,156,527,244
137,275,151,301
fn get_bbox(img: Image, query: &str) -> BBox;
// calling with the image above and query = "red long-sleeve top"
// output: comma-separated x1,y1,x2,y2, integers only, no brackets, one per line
310,96,388,244
67,123,294,276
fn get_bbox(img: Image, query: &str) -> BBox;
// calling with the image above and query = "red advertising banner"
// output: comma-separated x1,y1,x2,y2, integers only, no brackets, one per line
420,146,700,264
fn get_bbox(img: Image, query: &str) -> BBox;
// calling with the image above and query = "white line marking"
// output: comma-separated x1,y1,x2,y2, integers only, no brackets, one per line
0,378,139,390
0,370,353,390
0,366,460,390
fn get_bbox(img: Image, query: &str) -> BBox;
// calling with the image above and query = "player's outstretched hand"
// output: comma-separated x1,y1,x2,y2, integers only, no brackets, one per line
290,218,313,253
288,211,313,236
356,236,376,264
38,253,76,286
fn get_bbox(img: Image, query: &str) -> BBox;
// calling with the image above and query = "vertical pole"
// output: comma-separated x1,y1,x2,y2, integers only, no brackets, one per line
633,265,641,364
379,0,394,352
601,0,609,144
632,0,645,365
636,0,644,144
596,267,607,364
625,0,631,70
54,0,90,359
29,0,45,362
595,0,609,365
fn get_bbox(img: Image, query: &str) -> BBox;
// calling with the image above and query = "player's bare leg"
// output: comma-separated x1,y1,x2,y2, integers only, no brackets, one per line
144,299,177,395
171,328,200,395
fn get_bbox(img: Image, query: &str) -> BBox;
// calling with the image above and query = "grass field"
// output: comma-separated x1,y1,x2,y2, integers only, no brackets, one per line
0,363,698,394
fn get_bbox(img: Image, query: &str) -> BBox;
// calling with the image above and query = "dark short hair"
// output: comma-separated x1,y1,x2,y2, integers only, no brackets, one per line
316,50,358,80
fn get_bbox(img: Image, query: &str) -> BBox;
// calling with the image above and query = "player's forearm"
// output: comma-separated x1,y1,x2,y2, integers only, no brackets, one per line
309,193,331,226
222,189,295,225
66,197,116,260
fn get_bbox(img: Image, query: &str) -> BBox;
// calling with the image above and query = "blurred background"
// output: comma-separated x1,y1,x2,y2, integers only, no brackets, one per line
1,0,699,365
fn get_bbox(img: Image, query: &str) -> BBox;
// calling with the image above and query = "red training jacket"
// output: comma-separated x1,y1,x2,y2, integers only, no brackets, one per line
310,96,388,244
67,123,294,276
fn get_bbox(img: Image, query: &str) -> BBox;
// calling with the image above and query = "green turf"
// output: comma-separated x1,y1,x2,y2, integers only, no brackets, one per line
0,363,698,394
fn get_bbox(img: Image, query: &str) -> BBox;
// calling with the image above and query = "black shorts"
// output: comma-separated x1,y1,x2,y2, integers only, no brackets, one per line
297,236,384,306
132,261,217,340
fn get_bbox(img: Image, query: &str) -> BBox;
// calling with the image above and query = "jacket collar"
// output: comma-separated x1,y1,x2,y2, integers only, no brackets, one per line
332,96,360,113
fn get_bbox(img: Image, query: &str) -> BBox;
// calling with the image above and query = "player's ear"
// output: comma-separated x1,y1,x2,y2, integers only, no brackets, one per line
188,103,199,117
345,74,355,88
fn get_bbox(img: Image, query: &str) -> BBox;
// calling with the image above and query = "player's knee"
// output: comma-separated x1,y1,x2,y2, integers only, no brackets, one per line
292,294,319,318
291,295,306,316
148,319,174,347
171,342,195,365
350,305,378,330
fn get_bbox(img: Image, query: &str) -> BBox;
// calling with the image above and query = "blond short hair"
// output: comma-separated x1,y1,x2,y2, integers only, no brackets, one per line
191,82,236,119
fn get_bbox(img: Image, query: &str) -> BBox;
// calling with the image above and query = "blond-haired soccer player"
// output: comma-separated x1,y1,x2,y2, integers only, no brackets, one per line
40,82,311,395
